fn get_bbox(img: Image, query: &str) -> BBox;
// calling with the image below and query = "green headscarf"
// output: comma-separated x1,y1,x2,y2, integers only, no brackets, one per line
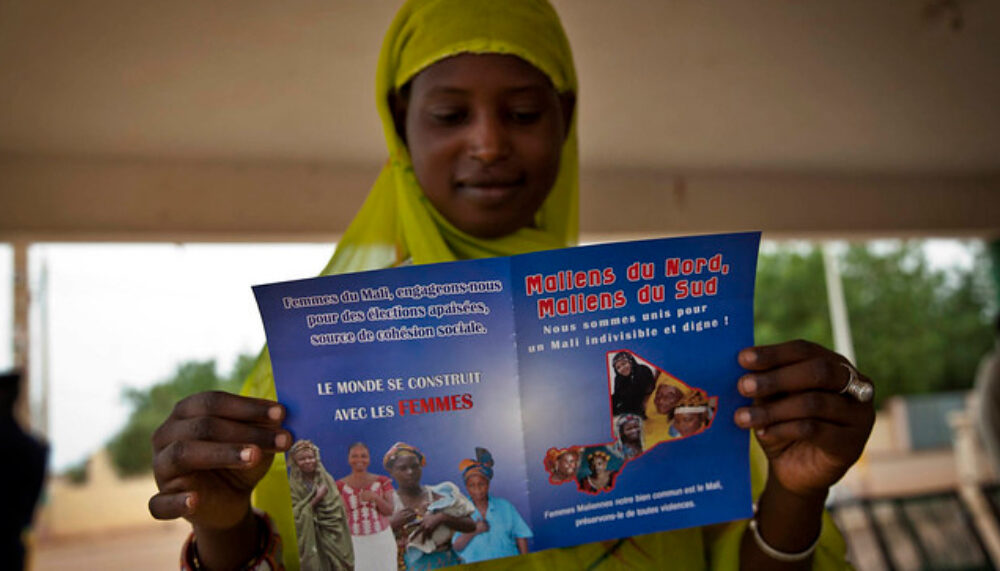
321,0,579,273
242,1,579,567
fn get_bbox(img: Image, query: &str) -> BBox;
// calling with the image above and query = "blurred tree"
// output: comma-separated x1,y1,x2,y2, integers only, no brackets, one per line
754,245,833,349
63,457,90,485
754,241,995,409
106,354,256,477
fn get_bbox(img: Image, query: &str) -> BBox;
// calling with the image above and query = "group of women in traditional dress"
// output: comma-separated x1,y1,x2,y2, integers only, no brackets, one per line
287,440,531,570
642,369,716,449
542,351,717,494
611,350,717,452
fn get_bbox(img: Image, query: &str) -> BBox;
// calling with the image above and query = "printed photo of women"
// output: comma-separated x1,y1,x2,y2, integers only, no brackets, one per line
612,413,644,461
453,447,532,563
288,440,354,570
384,442,476,570
577,447,621,494
670,392,716,438
643,371,691,451
335,442,396,571
543,446,581,484
610,350,656,418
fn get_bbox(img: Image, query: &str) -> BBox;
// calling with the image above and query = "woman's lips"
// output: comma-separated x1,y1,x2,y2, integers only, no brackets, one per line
456,176,525,205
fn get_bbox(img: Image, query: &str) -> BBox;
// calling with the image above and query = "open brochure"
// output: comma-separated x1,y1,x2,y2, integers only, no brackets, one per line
253,231,760,567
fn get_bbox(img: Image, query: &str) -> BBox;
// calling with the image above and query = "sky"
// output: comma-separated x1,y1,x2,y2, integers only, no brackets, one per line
0,239,983,471
3,243,332,470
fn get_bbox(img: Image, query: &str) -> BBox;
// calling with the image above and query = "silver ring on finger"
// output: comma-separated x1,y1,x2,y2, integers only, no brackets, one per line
839,362,873,403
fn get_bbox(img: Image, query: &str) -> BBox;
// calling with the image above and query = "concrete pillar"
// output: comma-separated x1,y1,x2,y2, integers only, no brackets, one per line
12,242,30,428
989,239,1000,308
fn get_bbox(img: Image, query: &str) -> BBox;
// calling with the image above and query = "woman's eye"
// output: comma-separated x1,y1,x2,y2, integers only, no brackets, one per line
510,109,542,123
428,108,467,125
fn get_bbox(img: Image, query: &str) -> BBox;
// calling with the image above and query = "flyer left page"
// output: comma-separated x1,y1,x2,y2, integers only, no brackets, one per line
253,257,528,569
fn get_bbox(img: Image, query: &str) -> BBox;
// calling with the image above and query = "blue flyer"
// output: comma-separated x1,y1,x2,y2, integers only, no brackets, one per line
254,231,760,567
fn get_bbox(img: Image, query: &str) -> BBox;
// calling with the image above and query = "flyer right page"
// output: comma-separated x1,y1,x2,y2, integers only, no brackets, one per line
511,231,761,549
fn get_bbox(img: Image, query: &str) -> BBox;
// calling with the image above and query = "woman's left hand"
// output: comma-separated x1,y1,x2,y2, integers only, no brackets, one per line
734,340,875,498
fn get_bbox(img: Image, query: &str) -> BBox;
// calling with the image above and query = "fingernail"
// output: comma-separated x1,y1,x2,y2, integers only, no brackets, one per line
740,375,757,396
268,406,283,421
741,349,757,365
240,447,254,463
184,494,194,511
275,432,290,449
735,409,751,426
756,427,767,438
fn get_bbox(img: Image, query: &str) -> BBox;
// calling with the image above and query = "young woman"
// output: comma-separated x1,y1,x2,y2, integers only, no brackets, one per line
613,413,645,460
336,442,396,571
149,0,875,568
453,448,532,563
611,351,656,418
544,446,581,484
643,372,689,450
578,449,617,494
286,440,353,570
670,392,714,438
384,442,476,570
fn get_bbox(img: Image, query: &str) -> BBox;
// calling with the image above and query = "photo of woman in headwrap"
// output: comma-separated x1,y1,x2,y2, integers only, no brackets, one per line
612,413,644,461
670,392,716,439
287,440,354,570
577,448,619,494
543,446,581,484
335,442,397,571
453,447,533,563
384,442,476,570
610,351,656,418
643,371,691,450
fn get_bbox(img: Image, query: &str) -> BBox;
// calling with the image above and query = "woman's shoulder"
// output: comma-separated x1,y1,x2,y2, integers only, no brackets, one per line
489,495,515,509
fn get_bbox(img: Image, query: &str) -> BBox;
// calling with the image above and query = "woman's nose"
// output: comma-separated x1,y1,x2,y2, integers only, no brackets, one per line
468,112,511,164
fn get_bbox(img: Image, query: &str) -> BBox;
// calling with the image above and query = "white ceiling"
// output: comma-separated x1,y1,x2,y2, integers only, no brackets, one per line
1,0,998,173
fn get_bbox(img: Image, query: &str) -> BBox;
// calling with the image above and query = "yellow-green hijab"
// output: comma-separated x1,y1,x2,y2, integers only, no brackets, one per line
242,1,579,567
321,0,579,274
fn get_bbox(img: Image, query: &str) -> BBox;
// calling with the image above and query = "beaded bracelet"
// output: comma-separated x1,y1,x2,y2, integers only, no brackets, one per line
181,509,283,571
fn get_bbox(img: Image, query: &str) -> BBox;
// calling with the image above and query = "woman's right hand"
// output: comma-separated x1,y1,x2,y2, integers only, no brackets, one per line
148,391,291,531
311,483,328,507
390,507,417,530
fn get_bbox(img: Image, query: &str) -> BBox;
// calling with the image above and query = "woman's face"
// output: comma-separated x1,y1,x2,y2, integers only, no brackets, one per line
400,53,573,238
674,412,707,437
621,418,641,442
589,454,608,473
348,445,370,472
613,357,632,377
465,473,490,503
655,385,683,414
556,451,578,478
389,453,423,488
294,448,317,475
